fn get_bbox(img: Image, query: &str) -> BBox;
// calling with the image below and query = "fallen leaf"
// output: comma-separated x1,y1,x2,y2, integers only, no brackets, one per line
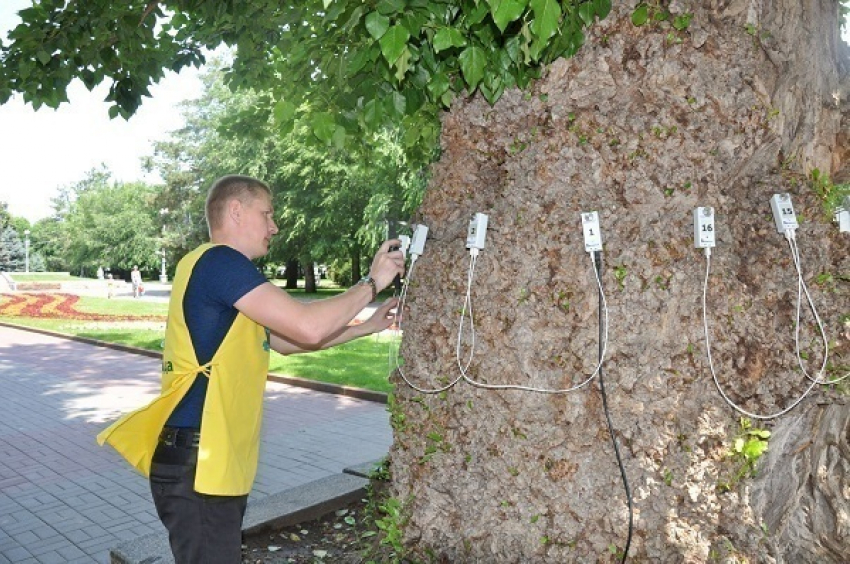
267,545,281,552
312,549,328,558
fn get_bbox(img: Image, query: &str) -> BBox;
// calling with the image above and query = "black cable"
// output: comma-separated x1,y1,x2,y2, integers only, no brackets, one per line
594,250,633,563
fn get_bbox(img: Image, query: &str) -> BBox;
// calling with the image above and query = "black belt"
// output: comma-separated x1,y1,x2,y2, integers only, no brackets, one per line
158,426,201,449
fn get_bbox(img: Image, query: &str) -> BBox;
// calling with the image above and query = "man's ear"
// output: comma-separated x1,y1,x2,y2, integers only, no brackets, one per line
227,198,242,224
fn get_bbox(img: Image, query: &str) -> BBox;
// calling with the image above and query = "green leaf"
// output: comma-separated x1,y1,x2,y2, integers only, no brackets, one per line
379,24,411,66
331,125,347,149
458,45,487,91
273,99,296,125
488,0,529,32
388,91,406,116
365,11,390,40
363,98,382,129
578,3,595,27
341,5,365,33
376,0,406,16
311,112,337,143
36,50,50,65
466,2,492,26
433,27,467,52
347,46,374,74
733,437,744,453
427,70,450,98
742,439,768,461
480,72,504,105
632,4,649,26
673,13,693,31
594,0,612,19
530,0,561,41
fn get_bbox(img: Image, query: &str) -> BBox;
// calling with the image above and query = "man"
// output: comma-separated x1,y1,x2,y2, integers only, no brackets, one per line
130,265,143,298
97,175,404,563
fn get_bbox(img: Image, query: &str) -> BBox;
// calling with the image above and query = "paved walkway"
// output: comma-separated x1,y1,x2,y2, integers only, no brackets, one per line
0,325,392,564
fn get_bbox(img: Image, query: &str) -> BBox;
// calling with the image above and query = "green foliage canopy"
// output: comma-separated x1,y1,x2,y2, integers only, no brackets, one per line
56,169,161,273
148,64,424,278
0,0,611,154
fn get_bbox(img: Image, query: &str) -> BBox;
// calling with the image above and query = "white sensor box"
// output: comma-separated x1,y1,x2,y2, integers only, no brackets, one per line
836,196,850,234
694,207,716,248
581,211,603,253
410,224,428,255
398,234,411,257
466,213,488,250
770,193,798,233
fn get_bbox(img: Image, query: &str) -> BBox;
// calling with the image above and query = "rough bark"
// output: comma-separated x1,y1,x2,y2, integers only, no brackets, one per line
391,1,849,562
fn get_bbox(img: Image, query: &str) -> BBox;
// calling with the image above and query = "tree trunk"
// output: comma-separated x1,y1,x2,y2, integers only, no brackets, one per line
285,259,299,289
351,248,362,284
392,1,849,562
303,257,317,293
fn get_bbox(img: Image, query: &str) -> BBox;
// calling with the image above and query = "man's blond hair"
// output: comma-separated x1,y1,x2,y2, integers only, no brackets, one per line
205,175,272,233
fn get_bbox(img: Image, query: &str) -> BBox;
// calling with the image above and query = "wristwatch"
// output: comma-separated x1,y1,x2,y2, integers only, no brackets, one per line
356,275,377,302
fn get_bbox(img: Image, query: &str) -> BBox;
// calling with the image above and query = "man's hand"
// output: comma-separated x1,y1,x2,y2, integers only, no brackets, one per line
361,298,399,334
369,239,406,292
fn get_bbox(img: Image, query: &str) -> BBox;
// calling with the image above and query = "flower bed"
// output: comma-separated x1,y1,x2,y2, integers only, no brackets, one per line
14,282,62,291
0,293,166,322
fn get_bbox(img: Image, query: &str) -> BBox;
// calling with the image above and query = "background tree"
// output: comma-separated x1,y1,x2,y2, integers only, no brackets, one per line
62,170,160,276
0,225,25,271
0,201,10,228
149,64,425,288
3,1,848,561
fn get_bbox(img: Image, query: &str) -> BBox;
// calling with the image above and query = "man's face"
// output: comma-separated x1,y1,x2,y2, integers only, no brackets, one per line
242,192,278,258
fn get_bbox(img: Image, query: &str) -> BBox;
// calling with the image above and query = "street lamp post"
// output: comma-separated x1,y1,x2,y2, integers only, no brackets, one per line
24,230,30,273
159,249,168,283
158,209,169,283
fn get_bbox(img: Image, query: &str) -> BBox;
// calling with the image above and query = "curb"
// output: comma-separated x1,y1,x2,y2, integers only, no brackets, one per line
0,320,389,404
109,462,385,564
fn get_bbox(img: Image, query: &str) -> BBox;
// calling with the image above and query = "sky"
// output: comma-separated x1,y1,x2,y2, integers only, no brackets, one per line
0,4,848,224
0,0,205,223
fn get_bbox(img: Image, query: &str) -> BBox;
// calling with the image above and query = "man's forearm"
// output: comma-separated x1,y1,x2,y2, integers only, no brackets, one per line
270,321,376,355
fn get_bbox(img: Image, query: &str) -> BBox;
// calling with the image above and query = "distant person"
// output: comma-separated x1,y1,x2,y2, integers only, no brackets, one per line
97,266,104,280
106,273,114,299
130,266,143,298
97,175,404,564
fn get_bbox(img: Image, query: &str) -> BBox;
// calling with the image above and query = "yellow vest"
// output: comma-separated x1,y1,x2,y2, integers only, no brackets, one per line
97,244,271,495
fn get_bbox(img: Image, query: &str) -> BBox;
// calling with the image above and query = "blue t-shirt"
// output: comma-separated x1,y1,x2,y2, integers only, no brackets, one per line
165,245,268,428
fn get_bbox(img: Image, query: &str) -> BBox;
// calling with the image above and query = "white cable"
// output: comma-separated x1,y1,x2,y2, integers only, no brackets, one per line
391,257,464,394
701,244,820,420
455,250,478,377
456,252,608,394
786,235,833,384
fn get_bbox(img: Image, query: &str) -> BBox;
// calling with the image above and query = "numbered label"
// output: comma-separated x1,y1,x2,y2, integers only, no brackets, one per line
770,193,798,233
694,207,716,248
581,211,603,253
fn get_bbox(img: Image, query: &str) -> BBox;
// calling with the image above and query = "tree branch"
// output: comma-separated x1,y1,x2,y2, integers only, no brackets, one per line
139,1,160,27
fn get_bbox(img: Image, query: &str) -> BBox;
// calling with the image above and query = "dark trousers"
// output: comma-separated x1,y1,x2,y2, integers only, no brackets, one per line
150,444,248,564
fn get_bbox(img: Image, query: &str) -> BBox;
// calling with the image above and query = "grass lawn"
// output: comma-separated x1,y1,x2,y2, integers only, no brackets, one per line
270,335,396,393
73,295,169,316
9,273,84,281
0,317,167,350
272,279,396,301
1,291,397,393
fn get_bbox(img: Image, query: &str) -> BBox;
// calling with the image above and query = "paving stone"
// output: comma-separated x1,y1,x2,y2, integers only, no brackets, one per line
0,324,391,564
